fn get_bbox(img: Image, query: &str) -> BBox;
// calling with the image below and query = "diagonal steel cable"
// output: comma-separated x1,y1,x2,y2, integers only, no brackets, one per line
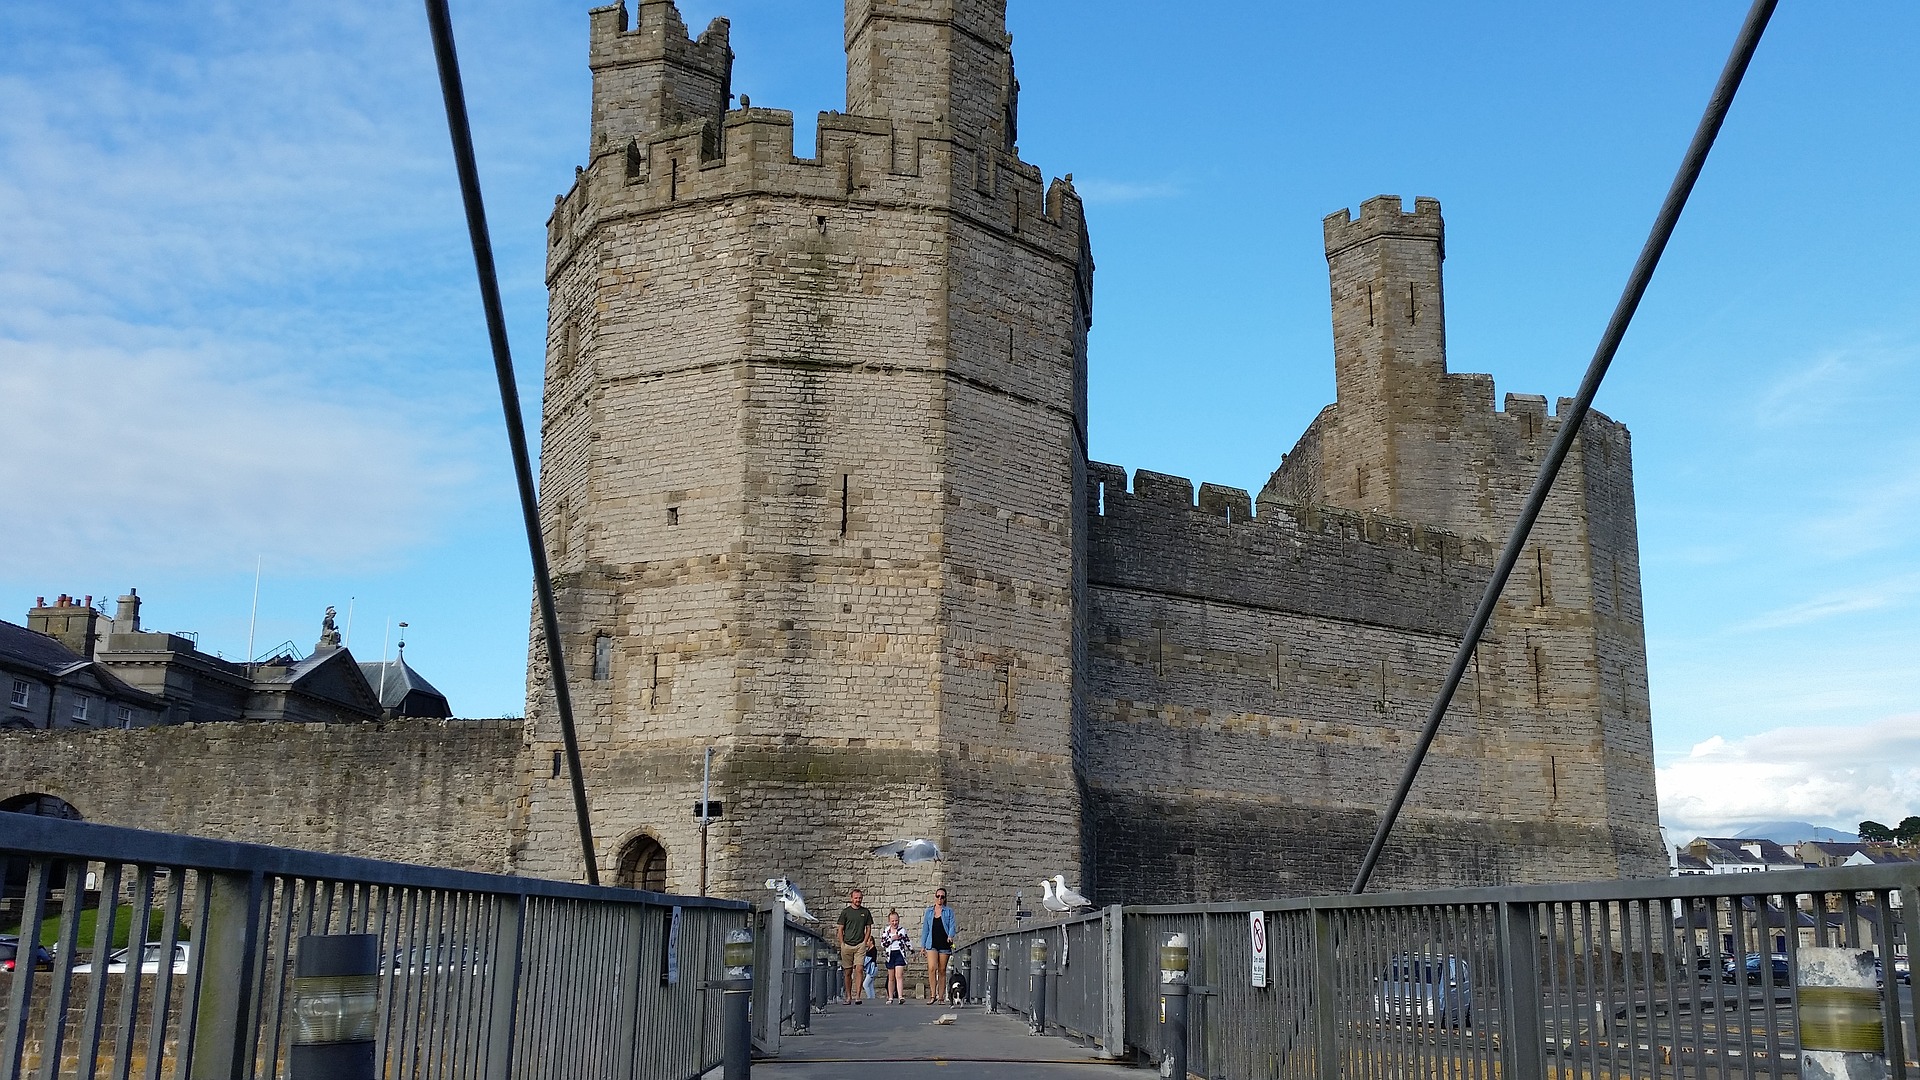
422,0,600,885
1352,0,1778,894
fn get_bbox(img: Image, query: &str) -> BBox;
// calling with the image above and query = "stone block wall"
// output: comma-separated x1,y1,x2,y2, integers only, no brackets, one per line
0,720,522,871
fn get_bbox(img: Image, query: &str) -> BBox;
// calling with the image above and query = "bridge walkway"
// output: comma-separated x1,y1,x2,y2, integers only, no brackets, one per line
718,998,1140,1078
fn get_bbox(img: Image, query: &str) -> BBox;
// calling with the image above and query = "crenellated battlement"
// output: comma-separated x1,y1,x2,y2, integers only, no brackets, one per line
589,1,729,71
1089,462,1487,566
1323,194,1444,260
546,102,1085,282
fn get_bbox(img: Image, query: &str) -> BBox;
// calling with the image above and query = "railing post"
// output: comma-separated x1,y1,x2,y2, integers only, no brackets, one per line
761,907,785,1056
612,902,647,1080
1309,905,1339,1080
1798,947,1888,1080
1497,901,1546,1080
1030,936,1051,1035
790,935,813,1035
1101,906,1126,1058
722,926,754,1079
189,870,264,1080
482,895,525,1080
1160,932,1190,1080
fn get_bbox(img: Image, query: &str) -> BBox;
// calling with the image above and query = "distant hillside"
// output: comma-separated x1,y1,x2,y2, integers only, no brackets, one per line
1728,820,1858,844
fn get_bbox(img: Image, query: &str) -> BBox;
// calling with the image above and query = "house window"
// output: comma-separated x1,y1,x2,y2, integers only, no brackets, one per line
8,680,26,709
72,696,90,723
116,705,132,728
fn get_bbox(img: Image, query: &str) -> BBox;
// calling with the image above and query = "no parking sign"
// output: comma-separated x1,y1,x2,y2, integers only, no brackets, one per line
1249,911,1268,987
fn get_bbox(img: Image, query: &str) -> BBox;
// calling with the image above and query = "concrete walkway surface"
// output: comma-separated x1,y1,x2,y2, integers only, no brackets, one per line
714,998,1143,1078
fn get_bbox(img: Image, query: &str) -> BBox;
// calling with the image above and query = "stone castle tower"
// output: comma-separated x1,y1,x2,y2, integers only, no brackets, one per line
521,2,1664,906
519,0,1092,909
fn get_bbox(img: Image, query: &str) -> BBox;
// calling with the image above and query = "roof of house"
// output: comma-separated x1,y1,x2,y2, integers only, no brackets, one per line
357,657,451,717
0,619,87,675
1689,837,1801,865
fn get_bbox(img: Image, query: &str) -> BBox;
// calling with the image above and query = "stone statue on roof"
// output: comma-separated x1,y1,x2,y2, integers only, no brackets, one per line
318,606,343,650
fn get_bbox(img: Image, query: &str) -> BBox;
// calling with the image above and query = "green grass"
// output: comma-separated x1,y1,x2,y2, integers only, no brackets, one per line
5,906,188,950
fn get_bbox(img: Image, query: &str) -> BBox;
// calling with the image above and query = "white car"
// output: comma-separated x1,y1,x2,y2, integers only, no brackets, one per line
71,942,191,975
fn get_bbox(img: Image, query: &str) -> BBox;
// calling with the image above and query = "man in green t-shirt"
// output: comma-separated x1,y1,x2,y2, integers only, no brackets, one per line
836,888,875,1004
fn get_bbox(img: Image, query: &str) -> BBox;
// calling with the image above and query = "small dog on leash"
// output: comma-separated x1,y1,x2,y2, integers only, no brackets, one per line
945,969,969,1007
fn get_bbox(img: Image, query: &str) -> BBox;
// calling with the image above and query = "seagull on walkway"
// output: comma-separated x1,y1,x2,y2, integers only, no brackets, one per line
1052,875,1092,911
869,838,943,863
1039,878,1070,915
766,877,818,922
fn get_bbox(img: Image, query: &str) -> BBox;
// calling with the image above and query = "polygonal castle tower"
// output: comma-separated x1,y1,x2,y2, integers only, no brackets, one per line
521,2,1665,908
520,0,1092,912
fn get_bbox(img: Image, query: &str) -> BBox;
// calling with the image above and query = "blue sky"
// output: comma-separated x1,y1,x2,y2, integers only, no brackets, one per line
2,1,1915,844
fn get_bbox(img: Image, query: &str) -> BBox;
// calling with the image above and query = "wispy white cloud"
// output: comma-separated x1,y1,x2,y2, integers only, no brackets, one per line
1657,715,1920,840
0,331,478,577
1732,573,1920,632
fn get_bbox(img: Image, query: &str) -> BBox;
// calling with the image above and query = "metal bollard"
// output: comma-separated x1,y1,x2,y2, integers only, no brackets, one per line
1029,937,1050,1035
815,948,830,1007
1159,933,1190,1080
722,926,754,1079
289,934,378,1080
791,936,813,1035
987,942,1001,1013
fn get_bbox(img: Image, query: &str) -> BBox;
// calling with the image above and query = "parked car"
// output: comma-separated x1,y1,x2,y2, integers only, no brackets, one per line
0,936,54,973
1374,953,1474,1027
1694,954,1735,982
71,942,190,975
1744,953,1790,985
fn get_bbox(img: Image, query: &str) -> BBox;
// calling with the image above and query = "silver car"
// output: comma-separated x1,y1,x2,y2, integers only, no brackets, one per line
1375,953,1474,1028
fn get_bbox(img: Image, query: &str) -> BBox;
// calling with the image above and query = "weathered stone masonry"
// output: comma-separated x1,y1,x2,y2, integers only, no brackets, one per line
522,2,1664,909
0,2,1663,909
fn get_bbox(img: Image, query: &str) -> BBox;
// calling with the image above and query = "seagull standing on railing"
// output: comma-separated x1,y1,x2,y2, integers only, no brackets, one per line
766,877,818,922
1039,878,1069,916
1052,875,1092,911
869,838,943,863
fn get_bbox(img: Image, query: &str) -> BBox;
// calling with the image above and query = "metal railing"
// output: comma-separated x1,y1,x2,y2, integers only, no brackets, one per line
962,863,1920,1079
749,907,836,1056
0,815,749,1080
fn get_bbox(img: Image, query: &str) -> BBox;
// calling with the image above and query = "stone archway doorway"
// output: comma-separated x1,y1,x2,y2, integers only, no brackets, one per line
615,835,667,893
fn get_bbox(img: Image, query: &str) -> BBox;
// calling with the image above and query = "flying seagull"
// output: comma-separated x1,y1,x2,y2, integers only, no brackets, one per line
870,838,943,863
766,877,818,922
1052,875,1092,910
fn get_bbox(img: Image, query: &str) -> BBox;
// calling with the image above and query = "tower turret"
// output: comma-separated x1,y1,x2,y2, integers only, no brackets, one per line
845,0,1018,149
589,1,732,156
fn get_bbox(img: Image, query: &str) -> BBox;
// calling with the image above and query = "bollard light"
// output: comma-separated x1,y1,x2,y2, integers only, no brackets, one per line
290,934,378,1080
722,926,754,1079
987,942,1000,967
724,927,754,982
1030,937,1049,970
796,935,812,964
1160,932,1190,985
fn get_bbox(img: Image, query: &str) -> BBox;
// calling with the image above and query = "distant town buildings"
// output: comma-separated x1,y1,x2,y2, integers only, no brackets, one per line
1674,835,1920,875
0,591,450,729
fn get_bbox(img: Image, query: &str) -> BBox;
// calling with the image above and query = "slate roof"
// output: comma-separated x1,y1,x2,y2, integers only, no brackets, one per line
0,619,87,675
357,657,452,717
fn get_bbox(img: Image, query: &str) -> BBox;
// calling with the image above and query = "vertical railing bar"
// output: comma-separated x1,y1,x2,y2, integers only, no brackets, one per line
395,888,428,1080
0,859,46,1080
108,865,157,1080
481,894,524,1080
259,878,296,1080
1900,883,1920,1080
427,888,455,1080
376,887,411,1078
1541,904,1562,1074
76,862,126,1080
167,871,212,1080
1618,898,1642,1080
139,867,188,1080
1579,900,1602,1080
32,860,86,1080
1594,900,1619,1080
1653,897,1674,1080
1883,886,1915,1080
437,889,466,1080
1843,890,1861,949
1731,895,1757,1076
1574,900,1595,1080
445,893,472,1080
1755,891,1784,1078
